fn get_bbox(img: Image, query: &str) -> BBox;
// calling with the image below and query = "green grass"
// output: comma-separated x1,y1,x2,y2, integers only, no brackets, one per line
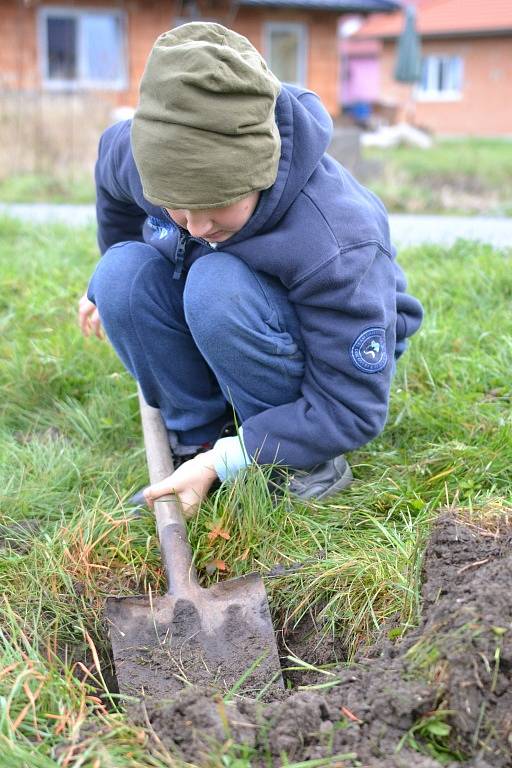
2,138,512,216
364,137,512,215
0,217,511,765
0,173,95,205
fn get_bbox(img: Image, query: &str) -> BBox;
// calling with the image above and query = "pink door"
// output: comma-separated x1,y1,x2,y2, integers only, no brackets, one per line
342,56,380,105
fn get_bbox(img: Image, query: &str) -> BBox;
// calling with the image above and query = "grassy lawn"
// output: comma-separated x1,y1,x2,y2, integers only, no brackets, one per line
0,173,95,205
0,217,511,766
364,138,512,216
2,139,512,218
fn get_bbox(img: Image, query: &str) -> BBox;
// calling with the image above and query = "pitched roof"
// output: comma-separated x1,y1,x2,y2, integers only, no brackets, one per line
358,0,512,39
239,0,399,12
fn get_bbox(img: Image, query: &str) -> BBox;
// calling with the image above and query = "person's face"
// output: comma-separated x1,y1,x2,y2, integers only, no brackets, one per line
166,191,260,242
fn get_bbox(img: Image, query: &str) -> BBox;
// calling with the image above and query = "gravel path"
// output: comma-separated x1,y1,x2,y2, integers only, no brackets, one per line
389,213,512,248
0,203,96,227
1,203,511,248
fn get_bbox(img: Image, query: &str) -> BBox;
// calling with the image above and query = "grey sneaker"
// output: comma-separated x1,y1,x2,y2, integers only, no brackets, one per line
285,455,353,501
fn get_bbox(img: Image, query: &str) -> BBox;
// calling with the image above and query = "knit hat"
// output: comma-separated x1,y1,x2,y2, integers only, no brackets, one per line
131,22,281,210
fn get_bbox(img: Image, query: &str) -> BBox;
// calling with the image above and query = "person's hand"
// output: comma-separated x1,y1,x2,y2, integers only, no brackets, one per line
143,450,218,519
78,291,103,339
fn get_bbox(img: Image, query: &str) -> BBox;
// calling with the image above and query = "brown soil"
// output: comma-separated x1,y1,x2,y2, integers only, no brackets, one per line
277,607,346,687
134,513,512,767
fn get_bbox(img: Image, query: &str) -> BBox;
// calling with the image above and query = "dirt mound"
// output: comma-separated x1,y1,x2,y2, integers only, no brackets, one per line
138,514,512,767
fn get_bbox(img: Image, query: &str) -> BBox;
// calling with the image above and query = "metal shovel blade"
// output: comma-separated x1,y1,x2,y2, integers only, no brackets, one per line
106,572,282,699
105,389,283,699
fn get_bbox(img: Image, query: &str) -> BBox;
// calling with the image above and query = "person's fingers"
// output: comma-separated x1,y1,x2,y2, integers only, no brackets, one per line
143,458,216,518
78,295,95,337
91,308,104,339
78,302,90,337
143,481,201,518
178,489,202,519
143,478,175,508
78,295,104,340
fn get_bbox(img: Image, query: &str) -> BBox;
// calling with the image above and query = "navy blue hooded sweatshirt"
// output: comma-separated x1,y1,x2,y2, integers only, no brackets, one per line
94,85,423,469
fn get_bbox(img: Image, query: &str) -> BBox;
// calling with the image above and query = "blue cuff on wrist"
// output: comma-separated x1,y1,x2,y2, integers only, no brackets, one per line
212,428,251,481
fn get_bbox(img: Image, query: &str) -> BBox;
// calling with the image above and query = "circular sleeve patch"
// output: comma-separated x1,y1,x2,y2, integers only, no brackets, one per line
350,327,387,373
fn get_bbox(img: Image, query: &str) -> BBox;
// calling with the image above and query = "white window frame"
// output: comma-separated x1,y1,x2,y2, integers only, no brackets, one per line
263,22,308,87
38,6,128,91
416,55,464,102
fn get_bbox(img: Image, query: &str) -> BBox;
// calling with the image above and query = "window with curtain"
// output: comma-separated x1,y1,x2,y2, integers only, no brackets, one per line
40,7,126,89
418,55,464,100
263,22,308,86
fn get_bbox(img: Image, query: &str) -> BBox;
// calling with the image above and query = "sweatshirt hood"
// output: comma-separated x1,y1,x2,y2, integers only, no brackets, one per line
226,85,333,245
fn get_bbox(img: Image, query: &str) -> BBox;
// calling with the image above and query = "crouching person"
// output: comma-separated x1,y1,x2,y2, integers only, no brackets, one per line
78,22,423,517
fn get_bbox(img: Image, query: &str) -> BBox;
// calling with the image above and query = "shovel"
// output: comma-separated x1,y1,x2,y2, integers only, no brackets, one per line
105,388,283,700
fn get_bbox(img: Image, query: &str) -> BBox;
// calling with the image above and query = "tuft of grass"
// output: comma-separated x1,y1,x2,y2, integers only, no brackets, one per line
0,216,511,764
398,709,465,764
364,137,512,215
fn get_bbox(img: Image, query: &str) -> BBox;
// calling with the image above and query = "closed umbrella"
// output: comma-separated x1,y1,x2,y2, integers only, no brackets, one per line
394,5,421,83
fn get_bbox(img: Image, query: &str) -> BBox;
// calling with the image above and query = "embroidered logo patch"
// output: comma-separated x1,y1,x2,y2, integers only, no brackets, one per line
350,328,387,373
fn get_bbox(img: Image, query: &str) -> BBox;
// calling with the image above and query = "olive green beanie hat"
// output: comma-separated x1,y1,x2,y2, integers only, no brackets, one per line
131,22,281,210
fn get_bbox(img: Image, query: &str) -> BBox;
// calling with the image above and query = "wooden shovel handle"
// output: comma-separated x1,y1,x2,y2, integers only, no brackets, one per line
137,386,199,595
